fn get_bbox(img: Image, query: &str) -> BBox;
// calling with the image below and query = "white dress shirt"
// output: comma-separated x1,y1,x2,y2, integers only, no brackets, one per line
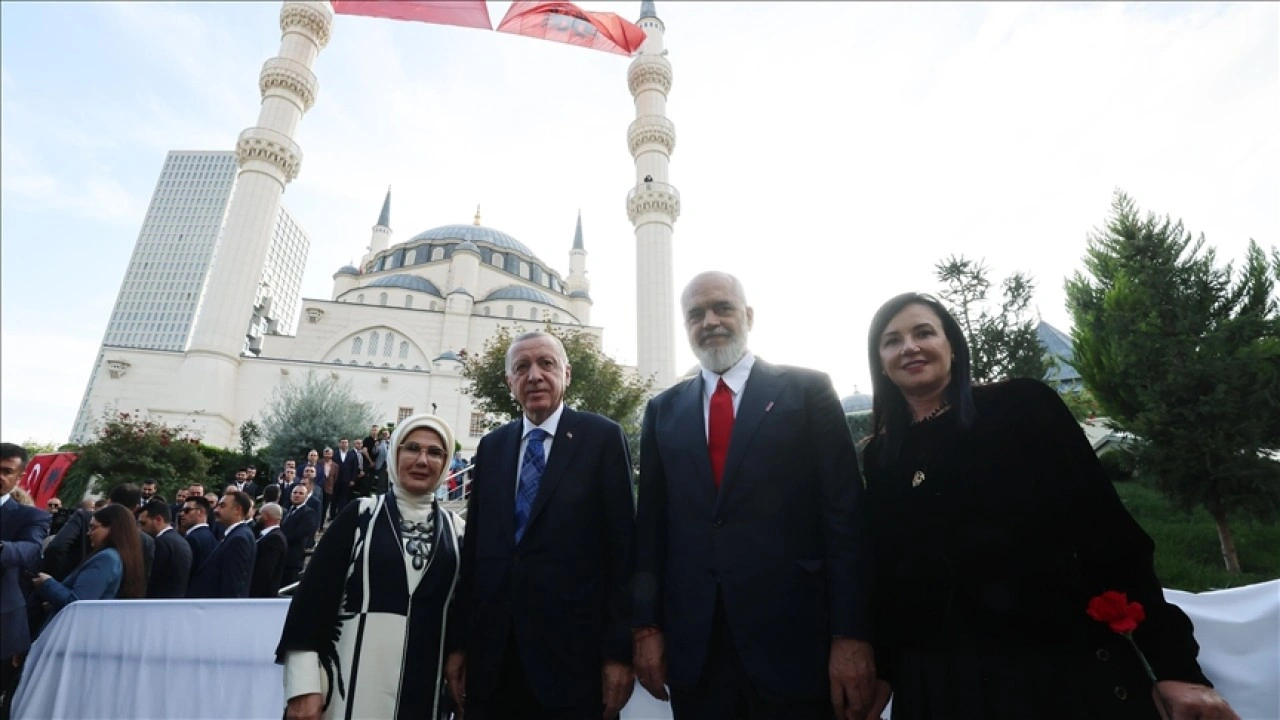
700,351,755,439
516,402,565,497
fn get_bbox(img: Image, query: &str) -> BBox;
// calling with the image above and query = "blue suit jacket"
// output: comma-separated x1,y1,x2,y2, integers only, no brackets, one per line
187,523,256,599
450,407,636,709
185,525,218,574
634,358,873,703
35,547,122,617
1,500,51,660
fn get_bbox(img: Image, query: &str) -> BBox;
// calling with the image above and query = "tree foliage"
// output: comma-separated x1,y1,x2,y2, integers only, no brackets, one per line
259,371,378,473
58,410,210,504
1065,191,1280,572
460,325,653,442
1059,387,1105,421
935,255,1050,383
20,439,59,457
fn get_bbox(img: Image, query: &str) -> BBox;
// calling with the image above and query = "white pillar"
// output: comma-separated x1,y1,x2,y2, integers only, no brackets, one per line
174,1,331,444
627,4,678,389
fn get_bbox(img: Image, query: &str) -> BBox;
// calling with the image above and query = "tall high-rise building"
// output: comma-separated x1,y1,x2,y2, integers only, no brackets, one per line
71,149,309,441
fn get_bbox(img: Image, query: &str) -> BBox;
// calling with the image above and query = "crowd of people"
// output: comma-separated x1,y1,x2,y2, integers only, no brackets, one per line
0,269,1244,720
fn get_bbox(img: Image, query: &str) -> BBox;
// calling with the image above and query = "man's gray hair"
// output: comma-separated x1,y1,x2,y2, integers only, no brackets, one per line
504,330,569,376
680,270,748,310
260,502,283,521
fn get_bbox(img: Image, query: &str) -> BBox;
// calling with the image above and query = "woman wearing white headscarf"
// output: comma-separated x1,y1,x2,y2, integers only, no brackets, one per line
276,415,465,720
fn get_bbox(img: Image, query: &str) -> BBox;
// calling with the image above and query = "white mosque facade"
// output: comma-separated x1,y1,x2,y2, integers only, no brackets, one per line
71,0,678,452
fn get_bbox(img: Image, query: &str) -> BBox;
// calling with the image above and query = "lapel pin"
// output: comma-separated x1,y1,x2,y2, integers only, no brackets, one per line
566,431,573,439
764,401,774,413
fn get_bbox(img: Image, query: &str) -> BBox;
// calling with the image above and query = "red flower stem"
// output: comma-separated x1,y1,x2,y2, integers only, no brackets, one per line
1123,633,1158,685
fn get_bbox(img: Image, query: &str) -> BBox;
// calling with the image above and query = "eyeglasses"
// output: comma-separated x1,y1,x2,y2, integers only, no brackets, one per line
400,442,447,461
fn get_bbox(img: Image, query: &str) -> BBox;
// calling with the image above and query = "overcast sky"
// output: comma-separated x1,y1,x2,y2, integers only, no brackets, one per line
2,1,1277,444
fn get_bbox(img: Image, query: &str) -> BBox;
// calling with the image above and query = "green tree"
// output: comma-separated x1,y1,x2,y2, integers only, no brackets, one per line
239,420,262,459
20,439,59,457
259,371,378,472
935,255,1050,383
1065,191,1280,573
460,325,652,464
58,410,210,504
1060,387,1105,421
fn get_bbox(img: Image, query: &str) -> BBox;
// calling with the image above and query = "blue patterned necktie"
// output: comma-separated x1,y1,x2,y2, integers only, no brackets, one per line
514,428,549,543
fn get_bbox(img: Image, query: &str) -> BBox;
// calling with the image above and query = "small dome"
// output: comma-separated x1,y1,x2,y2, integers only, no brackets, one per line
335,265,360,276
484,284,555,304
456,240,480,254
434,350,462,362
841,393,873,413
365,274,443,297
408,224,536,258
568,290,590,299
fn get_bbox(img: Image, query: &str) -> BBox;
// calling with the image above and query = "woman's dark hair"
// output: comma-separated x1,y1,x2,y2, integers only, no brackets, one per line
867,292,977,467
93,504,146,600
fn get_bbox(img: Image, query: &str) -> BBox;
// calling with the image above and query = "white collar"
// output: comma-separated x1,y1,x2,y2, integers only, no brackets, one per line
700,351,756,398
259,525,279,537
225,519,250,533
157,526,174,538
0,493,9,508
521,402,566,440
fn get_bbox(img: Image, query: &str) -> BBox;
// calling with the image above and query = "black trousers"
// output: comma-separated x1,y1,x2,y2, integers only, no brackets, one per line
670,594,834,720
466,631,603,720
0,654,22,720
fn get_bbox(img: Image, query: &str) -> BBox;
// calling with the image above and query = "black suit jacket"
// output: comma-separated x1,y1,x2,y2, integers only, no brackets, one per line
634,358,872,703
336,449,361,490
187,523,256,599
280,504,319,576
185,525,217,574
450,407,635,708
1,501,51,661
249,528,288,598
147,527,193,599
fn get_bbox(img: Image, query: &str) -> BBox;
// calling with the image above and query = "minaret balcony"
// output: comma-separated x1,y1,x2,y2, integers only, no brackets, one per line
236,126,303,182
259,57,319,110
627,181,681,223
280,2,333,49
628,55,672,97
628,115,676,156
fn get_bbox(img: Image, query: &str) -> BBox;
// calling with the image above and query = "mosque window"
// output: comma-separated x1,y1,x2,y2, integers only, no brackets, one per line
529,308,538,320
491,253,503,268
356,294,365,304
405,295,414,309
430,301,438,311
483,307,491,316
432,247,445,261
520,262,530,278
531,266,543,284
414,246,430,264
469,413,486,437
390,249,405,269
352,337,363,354
384,333,394,356
375,257,387,272
379,292,388,306
506,305,514,318
369,331,379,355
399,341,409,359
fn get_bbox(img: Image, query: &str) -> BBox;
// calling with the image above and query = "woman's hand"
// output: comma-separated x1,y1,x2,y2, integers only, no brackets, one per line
285,693,323,720
31,572,51,588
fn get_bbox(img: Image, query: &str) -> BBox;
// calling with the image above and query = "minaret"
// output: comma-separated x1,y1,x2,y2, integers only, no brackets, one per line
362,186,392,266
565,211,592,324
174,1,331,444
627,0,679,389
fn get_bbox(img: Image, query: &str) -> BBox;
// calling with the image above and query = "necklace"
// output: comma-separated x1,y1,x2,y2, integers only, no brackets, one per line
911,401,951,425
399,518,435,571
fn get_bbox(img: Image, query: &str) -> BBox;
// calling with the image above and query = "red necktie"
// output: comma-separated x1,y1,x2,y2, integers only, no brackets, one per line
708,378,735,489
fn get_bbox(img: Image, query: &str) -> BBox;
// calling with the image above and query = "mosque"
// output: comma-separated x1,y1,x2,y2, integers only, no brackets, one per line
71,0,680,452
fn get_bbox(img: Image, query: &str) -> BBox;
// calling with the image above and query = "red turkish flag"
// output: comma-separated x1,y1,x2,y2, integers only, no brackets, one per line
331,1,493,30
497,1,646,57
20,452,78,508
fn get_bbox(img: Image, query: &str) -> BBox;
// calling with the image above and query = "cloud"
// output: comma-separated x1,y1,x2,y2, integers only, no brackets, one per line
0,134,145,223
0,330,100,443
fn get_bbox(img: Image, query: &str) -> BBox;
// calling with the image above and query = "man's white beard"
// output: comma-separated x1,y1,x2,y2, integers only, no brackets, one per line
693,333,748,374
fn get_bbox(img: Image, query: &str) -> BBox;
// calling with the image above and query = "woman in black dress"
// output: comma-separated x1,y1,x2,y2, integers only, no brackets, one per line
862,292,1237,720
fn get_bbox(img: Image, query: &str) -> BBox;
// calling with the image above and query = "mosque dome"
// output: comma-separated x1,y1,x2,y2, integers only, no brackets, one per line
434,350,463,362
841,391,873,413
335,265,360,276
365,274,443,297
407,224,536,258
483,285,556,304
568,290,590,299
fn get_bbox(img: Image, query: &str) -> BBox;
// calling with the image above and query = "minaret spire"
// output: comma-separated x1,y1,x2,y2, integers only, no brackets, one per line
377,186,391,228
573,209,585,250
473,204,482,226
566,210,591,324
627,1,678,388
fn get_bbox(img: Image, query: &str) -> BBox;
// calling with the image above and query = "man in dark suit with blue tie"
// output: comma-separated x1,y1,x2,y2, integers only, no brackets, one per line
446,330,637,720
187,491,256,599
1,443,51,716
139,500,193,599
633,271,877,720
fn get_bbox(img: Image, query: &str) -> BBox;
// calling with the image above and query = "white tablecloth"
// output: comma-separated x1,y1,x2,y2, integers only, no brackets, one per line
14,583,1280,719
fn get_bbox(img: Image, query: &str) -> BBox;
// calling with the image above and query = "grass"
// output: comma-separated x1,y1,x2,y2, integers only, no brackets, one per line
1114,479,1280,593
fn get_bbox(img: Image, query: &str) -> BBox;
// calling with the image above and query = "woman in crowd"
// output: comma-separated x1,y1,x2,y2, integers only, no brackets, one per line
32,504,145,622
276,414,464,720
862,292,1238,720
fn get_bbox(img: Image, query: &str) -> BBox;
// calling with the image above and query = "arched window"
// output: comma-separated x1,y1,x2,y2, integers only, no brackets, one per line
553,314,559,322
430,301,438,311
491,252,503,267
399,341,409,359
483,307,491,316
352,336,363,354
404,295,413,309
379,292,388,306
529,307,538,320
369,331,379,356
356,294,364,304
384,333,394,356
432,247,445,261
506,305,514,318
